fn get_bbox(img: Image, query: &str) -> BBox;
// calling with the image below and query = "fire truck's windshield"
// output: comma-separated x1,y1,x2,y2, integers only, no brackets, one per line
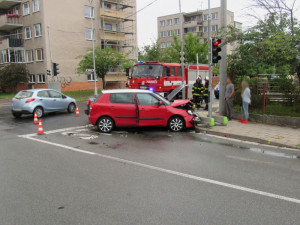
132,65,163,77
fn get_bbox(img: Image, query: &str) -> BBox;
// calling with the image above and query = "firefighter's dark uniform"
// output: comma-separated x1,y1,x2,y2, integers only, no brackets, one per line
192,80,203,109
204,80,209,110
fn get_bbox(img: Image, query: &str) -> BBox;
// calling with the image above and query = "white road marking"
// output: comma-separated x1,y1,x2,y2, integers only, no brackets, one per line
20,135,300,205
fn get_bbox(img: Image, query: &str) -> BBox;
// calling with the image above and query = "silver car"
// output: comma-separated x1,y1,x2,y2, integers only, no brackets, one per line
11,89,77,118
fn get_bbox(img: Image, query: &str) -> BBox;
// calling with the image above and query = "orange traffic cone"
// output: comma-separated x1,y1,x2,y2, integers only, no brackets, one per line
37,120,44,135
76,106,80,116
33,112,38,124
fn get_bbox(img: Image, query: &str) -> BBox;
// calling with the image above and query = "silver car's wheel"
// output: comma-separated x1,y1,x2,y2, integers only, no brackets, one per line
34,107,44,118
169,116,184,132
68,103,76,113
97,117,114,133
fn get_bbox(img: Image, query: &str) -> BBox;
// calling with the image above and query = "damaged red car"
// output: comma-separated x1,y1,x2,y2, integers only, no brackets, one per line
86,85,200,133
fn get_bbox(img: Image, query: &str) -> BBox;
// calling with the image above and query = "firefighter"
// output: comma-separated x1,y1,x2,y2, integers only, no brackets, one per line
203,78,209,110
192,78,203,109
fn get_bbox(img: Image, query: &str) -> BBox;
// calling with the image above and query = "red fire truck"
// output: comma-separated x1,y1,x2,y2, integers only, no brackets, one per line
127,61,210,99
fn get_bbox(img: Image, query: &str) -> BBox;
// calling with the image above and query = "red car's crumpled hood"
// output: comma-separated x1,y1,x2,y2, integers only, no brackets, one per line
171,99,192,107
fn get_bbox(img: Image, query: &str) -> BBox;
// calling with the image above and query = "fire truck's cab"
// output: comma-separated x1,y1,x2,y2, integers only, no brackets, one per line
127,61,210,99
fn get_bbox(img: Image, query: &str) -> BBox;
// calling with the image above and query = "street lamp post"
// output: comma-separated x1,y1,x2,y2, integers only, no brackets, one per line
208,0,213,118
88,0,98,96
179,0,185,99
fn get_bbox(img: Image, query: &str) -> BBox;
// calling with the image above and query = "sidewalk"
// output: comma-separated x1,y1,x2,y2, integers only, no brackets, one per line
195,105,300,150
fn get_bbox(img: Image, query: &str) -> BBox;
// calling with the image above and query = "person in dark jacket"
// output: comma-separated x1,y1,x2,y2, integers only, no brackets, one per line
203,78,209,110
192,78,203,109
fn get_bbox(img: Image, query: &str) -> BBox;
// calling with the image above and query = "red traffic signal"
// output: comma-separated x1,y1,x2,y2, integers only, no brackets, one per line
213,39,222,46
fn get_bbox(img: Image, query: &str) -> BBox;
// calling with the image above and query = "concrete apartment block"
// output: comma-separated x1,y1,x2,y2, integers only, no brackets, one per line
0,0,137,92
157,7,242,55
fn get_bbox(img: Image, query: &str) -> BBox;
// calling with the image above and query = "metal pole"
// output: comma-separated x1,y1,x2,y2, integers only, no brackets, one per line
196,53,199,77
179,0,185,99
89,0,97,96
219,0,227,115
208,0,213,117
47,26,53,78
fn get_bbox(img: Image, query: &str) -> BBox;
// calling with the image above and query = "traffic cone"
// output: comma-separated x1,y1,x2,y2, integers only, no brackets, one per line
37,120,44,135
33,112,38,124
76,106,80,116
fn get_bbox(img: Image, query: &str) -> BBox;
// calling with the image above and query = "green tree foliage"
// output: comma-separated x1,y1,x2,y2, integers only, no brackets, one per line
138,33,208,64
77,47,134,89
0,64,29,93
219,10,300,78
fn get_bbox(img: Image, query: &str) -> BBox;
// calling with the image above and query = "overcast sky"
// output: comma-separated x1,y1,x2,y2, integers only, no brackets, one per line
136,0,299,48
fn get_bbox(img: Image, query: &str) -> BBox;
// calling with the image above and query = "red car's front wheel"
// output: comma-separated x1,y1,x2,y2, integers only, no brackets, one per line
168,116,184,132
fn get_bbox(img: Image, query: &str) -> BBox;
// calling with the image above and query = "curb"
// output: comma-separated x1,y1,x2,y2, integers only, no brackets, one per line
195,127,299,150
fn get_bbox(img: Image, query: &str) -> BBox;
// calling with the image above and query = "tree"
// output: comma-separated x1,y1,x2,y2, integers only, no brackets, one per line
139,33,209,64
0,64,29,93
77,47,134,89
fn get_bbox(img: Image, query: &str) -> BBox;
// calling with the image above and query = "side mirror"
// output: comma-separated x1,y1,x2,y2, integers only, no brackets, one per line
166,67,171,76
125,67,130,77
62,95,67,99
159,101,163,105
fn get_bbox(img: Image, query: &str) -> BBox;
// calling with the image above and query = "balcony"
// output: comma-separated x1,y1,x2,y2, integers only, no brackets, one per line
184,20,202,28
100,30,125,42
0,38,23,49
0,0,21,9
100,8,125,21
0,14,22,31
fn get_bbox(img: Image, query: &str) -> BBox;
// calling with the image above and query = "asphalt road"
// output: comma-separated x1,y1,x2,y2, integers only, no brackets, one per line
0,99,300,225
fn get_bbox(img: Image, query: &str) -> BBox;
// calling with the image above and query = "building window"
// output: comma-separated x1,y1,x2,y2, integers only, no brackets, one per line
167,30,173,37
160,43,166,49
105,23,112,31
174,29,180,36
230,16,234,22
167,42,172,48
85,28,95,40
212,12,218,20
0,50,9,64
25,27,32,39
87,74,96,81
35,49,44,61
204,14,209,21
84,6,94,18
104,3,111,9
167,19,172,26
23,2,30,15
160,31,166,38
33,0,40,12
203,26,208,33
212,25,218,31
26,50,34,62
187,27,196,33
13,6,19,15
160,20,165,27
34,24,42,37
29,74,35,83
38,74,45,83
174,18,180,25
11,50,25,63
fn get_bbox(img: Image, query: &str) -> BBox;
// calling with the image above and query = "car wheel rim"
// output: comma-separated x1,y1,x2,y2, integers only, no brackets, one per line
170,118,183,131
35,108,42,117
69,104,75,112
99,119,112,132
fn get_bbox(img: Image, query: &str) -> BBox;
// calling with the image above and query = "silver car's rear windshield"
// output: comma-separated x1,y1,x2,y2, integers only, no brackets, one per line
15,91,33,99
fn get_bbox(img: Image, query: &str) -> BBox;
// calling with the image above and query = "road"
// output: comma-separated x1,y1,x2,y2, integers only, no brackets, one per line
0,99,300,225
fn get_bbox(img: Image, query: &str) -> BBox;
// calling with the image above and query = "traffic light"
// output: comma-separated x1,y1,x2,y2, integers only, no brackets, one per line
52,63,59,76
47,70,51,76
212,38,222,63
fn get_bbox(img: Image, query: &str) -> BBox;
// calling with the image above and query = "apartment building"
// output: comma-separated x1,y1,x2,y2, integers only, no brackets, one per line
157,7,241,54
0,0,137,91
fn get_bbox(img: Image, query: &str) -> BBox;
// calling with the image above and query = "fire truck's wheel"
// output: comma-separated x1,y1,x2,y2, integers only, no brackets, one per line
168,116,185,132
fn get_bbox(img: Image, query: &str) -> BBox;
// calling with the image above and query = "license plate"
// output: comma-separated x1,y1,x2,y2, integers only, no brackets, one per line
140,86,148,90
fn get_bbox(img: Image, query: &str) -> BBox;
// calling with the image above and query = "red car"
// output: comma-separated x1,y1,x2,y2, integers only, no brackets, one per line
86,86,200,133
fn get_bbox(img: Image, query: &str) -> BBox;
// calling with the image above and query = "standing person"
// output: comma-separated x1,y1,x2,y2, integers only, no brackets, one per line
203,78,209,110
192,78,203,109
239,81,251,124
225,77,235,120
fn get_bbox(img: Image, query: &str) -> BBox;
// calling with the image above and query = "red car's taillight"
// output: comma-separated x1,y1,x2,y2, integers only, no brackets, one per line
87,99,91,106
11,99,13,103
25,98,35,103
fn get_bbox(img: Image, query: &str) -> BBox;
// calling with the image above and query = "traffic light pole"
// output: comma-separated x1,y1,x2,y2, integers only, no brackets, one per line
47,26,54,78
208,0,213,118
179,0,185,99
89,0,97,96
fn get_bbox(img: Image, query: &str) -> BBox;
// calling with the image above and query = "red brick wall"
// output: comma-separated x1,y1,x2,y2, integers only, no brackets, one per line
60,81,103,92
